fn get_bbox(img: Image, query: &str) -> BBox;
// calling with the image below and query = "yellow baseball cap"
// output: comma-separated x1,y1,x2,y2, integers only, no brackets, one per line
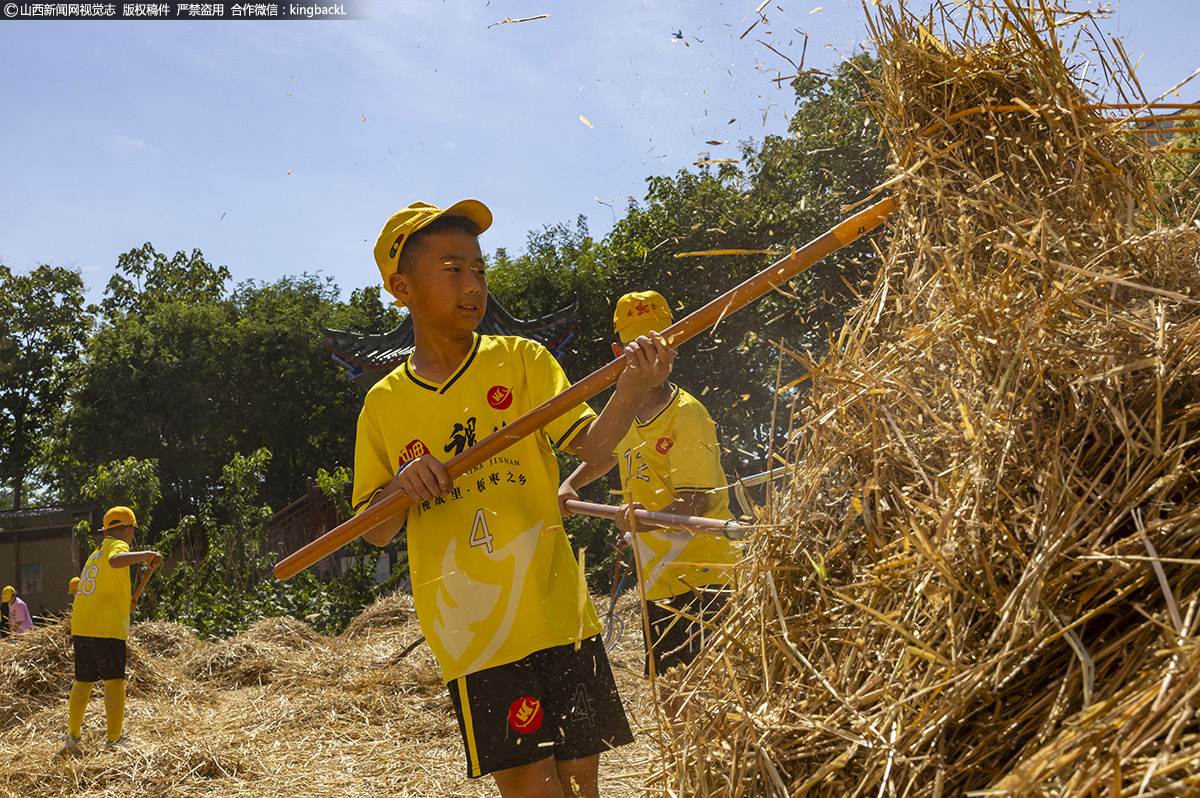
373,200,493,295
2,586,13,601
103,506,138,532
613,290,674,344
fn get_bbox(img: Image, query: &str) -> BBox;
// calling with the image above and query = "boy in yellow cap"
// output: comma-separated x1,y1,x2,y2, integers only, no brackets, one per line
559,290,741,692
61,506,162,757
3,585,33,634
354,200,674,796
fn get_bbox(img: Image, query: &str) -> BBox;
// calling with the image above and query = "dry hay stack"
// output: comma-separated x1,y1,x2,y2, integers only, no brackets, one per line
1,598,659,798
180,615,330,687
129,620,200,659
0,618,76,724
340,591,415,640
663,2,1200,796
1,617,177,727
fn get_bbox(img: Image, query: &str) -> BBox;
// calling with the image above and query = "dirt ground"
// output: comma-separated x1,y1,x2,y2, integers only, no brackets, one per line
0,593,675,798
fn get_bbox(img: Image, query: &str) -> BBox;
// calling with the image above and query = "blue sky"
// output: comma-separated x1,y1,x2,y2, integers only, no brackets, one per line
1,1,1197,305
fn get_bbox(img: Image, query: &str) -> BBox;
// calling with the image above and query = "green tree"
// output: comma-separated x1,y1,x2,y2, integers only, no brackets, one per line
743,52,889,346
101,243,232,316
73,456,162,556
222,274,380,509
78,456,162,527
1151,128,1200,220
154,448,277,636
152,451,384,638
0,264,89,508
600,54,888,469
481,56,889,573
489,216,614,367
52,245,389,527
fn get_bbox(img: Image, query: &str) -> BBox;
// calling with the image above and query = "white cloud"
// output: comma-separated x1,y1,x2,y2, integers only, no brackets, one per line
111,134,150,152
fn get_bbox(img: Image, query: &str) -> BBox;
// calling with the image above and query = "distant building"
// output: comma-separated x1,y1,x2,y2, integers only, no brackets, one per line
0,504,97,620
1132,101,1200,148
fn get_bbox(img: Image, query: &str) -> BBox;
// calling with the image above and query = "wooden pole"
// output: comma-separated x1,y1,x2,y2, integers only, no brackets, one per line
564,499,749,540
130,560,159,610
274,195,893,580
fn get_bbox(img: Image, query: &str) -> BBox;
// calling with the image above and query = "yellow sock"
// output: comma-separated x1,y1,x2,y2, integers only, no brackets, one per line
103,679,126,742
67,681,93,739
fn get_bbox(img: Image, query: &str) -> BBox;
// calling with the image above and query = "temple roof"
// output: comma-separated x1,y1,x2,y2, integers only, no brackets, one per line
323,297,579,388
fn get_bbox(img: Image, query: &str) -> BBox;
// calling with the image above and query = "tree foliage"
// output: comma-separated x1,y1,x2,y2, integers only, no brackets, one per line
52,245,389,529
75,456,162,541
488,216,614,368
0,264,89,508
150,449,381,638
491,54,888,472
1151,128,1200,219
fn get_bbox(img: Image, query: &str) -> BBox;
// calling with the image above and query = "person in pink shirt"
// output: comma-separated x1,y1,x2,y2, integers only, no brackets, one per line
3,586,33,633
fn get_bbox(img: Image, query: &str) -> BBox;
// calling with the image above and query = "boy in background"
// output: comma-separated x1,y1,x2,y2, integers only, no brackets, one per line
559,291,740,696
355,200,674,798
61,506,162,756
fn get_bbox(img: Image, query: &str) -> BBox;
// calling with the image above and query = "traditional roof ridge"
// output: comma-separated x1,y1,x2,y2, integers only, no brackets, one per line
324,296,579,388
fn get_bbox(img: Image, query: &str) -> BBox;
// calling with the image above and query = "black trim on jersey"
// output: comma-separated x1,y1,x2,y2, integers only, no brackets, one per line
353,487,384,514
402,360,440,393
634,384,679,428
555,413,597,450
402,333,482,394
440,334,481,394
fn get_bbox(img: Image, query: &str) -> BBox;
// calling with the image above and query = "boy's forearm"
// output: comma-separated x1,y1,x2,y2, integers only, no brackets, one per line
570,384,640,464
363,515,406,546
108,550,159,569
361,482,409,547
564,457,617,494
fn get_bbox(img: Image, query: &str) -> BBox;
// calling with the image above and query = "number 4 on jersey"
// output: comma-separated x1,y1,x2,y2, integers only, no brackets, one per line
469,508,495,554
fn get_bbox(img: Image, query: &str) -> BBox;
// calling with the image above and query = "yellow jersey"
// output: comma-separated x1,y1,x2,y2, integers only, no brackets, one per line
616,385,740,600
71,536,133,640
353,334,602,682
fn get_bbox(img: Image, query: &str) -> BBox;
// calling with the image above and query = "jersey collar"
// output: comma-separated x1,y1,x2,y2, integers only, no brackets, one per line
402,333,482,394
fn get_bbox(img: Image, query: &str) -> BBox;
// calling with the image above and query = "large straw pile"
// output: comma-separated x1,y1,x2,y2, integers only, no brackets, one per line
661,2,1200,796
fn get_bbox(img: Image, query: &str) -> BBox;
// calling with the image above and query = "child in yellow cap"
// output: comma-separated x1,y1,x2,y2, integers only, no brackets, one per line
354,200,674,796
61,506,162,757
560,290,741,699
3,585,33,634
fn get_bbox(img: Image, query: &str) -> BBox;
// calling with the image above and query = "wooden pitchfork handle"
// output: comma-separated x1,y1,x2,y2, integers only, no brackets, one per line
274,195,894,580
130,559,159,610
564,499,749,540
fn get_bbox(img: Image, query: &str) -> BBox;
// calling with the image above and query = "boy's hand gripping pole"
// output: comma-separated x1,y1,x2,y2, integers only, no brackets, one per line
274,196,893,580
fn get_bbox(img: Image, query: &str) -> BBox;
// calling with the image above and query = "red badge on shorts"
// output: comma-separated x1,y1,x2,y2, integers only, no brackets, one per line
656,436,674,454
488,385,514,410
508,696,544,733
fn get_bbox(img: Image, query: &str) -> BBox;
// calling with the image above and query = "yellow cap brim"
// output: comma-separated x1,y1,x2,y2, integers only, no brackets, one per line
618,318,670,344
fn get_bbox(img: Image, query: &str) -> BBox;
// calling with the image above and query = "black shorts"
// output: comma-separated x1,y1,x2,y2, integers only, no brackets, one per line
73,636,127,682
447,635,634,778
645,586,730,675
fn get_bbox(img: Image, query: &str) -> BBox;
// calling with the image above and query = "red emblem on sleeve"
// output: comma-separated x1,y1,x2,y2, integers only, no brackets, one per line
655,437,674,454
487,385,514,410
508,696,544,733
